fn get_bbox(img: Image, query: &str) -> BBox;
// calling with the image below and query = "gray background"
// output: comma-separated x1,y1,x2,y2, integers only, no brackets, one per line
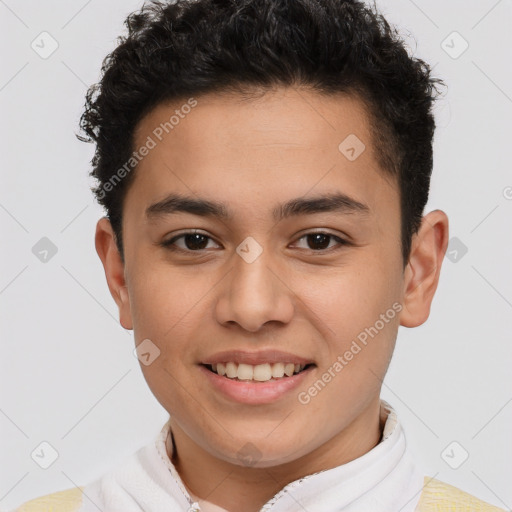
1,0,511,509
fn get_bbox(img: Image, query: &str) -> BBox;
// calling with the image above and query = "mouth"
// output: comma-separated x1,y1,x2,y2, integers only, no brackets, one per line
199,360,316,404
201,362,315,383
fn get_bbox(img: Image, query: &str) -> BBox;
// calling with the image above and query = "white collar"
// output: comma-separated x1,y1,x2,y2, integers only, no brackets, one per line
153,400,425,512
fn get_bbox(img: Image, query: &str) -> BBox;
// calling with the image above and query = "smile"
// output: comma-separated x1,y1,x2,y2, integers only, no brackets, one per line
204,362,312,382
199,363,316,404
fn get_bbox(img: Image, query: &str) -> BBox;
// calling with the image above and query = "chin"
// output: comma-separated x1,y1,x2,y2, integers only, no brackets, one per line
214,439,306,469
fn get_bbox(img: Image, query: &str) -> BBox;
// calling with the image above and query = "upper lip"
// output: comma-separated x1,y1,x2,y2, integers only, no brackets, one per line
201,349,315,366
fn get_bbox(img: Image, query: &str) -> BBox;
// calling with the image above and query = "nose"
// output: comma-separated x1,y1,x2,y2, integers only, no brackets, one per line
215,246,294,333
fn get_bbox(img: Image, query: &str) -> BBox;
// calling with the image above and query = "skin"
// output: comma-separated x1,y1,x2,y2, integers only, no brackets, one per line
95,86,449,511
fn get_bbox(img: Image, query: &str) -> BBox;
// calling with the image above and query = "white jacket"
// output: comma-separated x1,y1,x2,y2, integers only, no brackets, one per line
11,401,506,512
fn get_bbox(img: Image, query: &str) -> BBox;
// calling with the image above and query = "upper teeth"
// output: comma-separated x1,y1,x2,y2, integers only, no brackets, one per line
211,362,306,381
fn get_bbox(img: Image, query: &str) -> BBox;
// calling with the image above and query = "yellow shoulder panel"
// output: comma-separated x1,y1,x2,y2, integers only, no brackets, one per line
417,477,506,512
15,487,83,512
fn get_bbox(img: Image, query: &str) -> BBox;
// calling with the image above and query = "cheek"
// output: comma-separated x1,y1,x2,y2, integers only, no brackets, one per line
297,256,403,366
294,266,401,417
128,259,213,341
306,261,400,327
127,263,207,411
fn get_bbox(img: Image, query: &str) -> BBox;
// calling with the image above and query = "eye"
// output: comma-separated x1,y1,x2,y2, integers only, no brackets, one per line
161,230,349,254
292,232,348,252
161,230,220,252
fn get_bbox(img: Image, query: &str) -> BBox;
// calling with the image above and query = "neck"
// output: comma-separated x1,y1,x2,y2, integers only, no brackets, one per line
168,399,383,512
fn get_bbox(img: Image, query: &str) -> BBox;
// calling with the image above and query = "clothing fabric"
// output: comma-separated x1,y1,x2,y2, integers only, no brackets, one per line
10,401,506,512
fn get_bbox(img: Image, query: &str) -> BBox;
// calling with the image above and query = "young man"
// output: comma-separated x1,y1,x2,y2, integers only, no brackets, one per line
11,0,506,511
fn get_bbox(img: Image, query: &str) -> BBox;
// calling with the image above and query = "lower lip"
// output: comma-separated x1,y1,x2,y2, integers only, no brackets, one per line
199,364,315,405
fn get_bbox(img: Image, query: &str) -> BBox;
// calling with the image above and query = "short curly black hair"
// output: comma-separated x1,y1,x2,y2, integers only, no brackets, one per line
79,0,443,263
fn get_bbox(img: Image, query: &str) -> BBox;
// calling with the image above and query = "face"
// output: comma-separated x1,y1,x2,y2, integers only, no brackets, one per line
98,87,436,470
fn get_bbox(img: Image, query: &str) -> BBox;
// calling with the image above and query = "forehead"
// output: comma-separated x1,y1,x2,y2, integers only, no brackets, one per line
127,87,397,219
135,87,373,157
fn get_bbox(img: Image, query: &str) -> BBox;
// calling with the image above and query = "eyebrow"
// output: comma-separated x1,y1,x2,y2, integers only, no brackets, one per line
145,192,370,222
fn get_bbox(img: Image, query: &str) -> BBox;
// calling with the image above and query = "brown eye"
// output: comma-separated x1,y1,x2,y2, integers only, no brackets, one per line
294,232,347,252
161,231,220,252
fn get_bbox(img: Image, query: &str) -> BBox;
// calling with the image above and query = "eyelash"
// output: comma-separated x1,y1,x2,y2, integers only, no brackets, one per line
160,230,350,254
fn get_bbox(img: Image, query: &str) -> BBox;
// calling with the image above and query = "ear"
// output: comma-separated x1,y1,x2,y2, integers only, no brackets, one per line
95,217,133,330
400,210,449,328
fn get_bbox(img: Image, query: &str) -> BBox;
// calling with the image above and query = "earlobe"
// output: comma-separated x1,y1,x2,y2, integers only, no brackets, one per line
95,217,133,330
400,210,449,328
